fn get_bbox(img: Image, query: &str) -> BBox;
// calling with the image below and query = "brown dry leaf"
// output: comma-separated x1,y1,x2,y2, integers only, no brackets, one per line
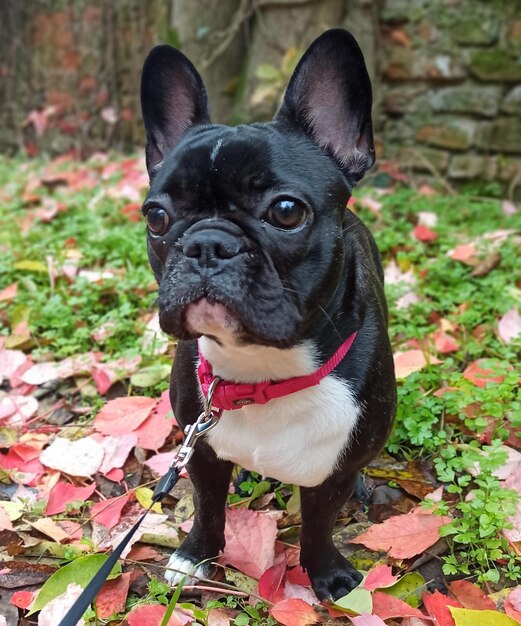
29,518,70,543
470,250,501,277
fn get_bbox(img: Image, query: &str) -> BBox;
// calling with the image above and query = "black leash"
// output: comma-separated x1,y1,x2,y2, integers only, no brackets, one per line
57,381,221,626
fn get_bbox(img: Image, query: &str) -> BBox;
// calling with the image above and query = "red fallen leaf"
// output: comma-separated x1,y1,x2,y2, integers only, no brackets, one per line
95,572,132,618
350,511,451,559
91,355,142,395
46,482,97,515
11,590,35,609
94,396,156,436
56,520,83,541
393,350,441,379
259,561,287,603
463,359,507,388
220,508,278,579
448,579,496,610
127,604,191,626
135,410,175,451
286,566,311,587
423,590,462,626
270,598,319,626
0,445,45,485
90,493,131,530
447,243,478,265
105,468,124,482
363,564,399,591
127,544,163,561
372,591,427,620
145,450,177,476
0,282,17,302
432,330,460,354
412,224,438,242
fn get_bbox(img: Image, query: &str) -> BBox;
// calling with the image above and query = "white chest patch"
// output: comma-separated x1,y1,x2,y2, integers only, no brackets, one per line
200,337,360,488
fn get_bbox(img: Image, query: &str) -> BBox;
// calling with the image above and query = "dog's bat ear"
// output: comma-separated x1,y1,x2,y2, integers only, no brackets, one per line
141,45,210,176
274,29,374,183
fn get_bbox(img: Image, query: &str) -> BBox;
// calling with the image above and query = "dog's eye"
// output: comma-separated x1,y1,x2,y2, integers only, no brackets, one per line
146,207,170,236
266,199,307,230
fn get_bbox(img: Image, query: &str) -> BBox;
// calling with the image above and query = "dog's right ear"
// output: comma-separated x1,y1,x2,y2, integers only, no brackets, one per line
141,45,210,177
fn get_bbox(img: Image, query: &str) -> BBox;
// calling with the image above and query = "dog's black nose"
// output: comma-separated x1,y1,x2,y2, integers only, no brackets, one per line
182,228,241,266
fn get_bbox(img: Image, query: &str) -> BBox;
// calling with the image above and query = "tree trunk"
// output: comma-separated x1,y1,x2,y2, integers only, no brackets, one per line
171,0,247,123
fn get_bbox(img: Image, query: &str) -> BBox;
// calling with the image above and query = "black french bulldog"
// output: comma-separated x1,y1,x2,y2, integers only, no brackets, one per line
140,29,396,601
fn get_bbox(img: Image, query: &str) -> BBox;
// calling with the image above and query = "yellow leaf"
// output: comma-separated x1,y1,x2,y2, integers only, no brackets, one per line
450,607,521,626
0,501,23,521
135,487,162,513
13,260,47,272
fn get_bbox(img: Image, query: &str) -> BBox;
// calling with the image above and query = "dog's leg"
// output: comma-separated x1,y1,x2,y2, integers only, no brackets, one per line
165,441,233,585
300,471,363,601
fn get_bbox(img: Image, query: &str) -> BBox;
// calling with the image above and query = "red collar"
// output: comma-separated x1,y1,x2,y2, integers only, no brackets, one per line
197,332,357,412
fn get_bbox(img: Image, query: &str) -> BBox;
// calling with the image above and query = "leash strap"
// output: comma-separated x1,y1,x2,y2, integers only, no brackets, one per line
57,383,223,626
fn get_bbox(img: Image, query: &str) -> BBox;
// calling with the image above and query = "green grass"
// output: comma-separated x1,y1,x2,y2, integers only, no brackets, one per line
1,153,521,602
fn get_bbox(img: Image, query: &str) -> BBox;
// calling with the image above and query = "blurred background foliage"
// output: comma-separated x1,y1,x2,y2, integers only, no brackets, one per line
1,0,520,195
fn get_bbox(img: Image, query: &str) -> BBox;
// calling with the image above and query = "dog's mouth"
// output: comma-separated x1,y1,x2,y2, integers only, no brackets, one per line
184,298,241,339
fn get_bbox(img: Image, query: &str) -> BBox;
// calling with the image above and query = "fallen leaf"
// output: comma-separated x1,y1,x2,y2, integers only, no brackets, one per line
98,433,138,474
351,615,387,626
270,598,319,626
0,561,57,588
259,561,287,603
45,482,96,515
0,283,17,302
11,590,35,609
90,493,131,530
463,359,508,388
412,224,438,242
393,350,441,379
0,349,27,383
364,564,399,591
126,604,190,626
0,395,39,427
449,607,520,626
371,591,427,620
40,436,104,477
29,554,121,615
448,580,496,611
502,200,518,216
334,586,372,614
135,409,174,450
30,518,70,543
350,511,451,559
145,450,178,476
508,587,521,611
447,243,478,265
498,308,521,344
220,508,278,579
37,582,84,626
94,396,156,436
95,572,132,619
0,506,13,531
432,330,460,354
470,250,501,277
423,590,461,626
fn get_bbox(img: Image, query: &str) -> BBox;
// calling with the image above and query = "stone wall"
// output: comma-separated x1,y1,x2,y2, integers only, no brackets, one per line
377,0,521,192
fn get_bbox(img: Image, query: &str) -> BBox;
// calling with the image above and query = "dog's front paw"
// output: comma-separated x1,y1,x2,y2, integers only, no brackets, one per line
165,552,214,587
305,550,363,601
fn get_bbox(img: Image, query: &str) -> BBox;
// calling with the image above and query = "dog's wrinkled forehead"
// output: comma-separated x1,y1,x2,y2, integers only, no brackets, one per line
149,123,336,205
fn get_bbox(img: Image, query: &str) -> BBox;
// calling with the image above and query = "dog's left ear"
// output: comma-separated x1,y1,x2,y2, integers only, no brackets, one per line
141,45,210,176
274,29,374,182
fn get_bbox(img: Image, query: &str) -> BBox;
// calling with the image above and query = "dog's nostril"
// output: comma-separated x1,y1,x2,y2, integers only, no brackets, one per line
182,232,241,261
